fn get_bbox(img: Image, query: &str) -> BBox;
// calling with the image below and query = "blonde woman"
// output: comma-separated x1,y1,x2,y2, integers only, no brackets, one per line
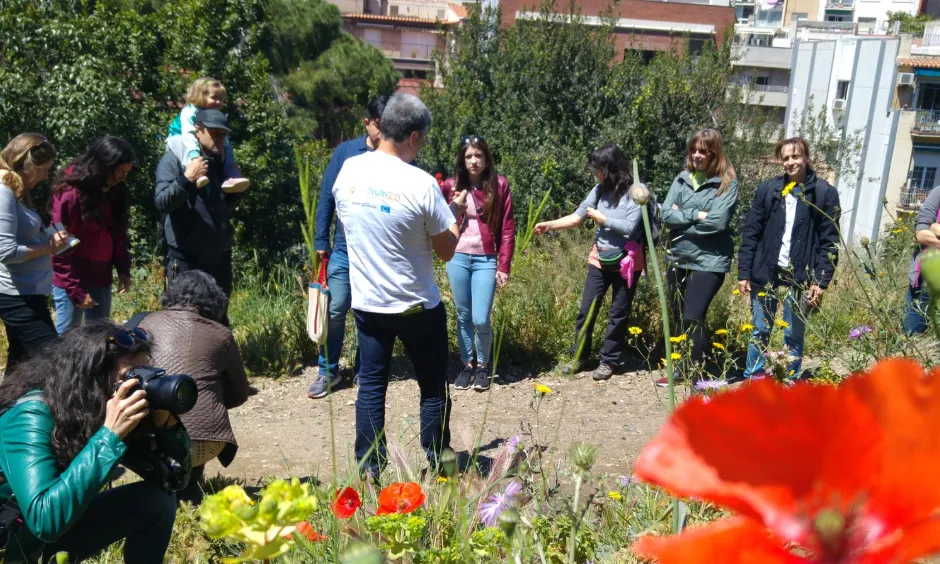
167,77,247,193
658,128,738,386
0,134,72,370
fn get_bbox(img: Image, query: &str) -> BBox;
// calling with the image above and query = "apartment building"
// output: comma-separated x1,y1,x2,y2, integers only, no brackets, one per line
498,0,736,61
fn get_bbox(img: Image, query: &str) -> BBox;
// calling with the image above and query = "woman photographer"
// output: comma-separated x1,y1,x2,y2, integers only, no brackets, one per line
139,270,249,504
0,322,188,563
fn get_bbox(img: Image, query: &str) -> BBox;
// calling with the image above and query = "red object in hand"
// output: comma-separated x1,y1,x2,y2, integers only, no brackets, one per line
331,487,361,519
295,520,326,542
376,482,426,516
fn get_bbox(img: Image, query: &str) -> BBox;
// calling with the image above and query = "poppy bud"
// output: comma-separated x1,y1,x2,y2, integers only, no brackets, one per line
570,442,598,475
920,249,940,297
498,506,519,538
860,236,870,249
439,447,458,478
340,541,384,564
632,183,651,205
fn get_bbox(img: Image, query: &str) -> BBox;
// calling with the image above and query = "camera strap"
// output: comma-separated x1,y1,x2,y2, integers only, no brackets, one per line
124,312,151,330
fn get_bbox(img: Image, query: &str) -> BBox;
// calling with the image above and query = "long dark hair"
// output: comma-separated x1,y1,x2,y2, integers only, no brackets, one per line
161,270,229,323
0,322,151,469
454,136,500,233
589,144,633,201
52,136,135,229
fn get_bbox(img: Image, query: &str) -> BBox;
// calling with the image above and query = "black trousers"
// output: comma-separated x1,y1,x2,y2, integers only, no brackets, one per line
666,266,725,364
166,249,234,297
571,265,638,364
0,294,57,373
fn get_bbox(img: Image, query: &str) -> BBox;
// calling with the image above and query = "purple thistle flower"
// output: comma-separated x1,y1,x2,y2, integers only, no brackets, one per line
848,325,873,340
619,474,637,488
479,481,522,527
694,379,729,391
505,435,521,453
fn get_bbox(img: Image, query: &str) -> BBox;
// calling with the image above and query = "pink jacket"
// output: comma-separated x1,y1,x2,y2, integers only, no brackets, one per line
441,176,515,274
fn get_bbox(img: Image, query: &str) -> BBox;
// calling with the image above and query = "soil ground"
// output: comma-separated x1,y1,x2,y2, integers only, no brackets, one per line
211,361,681,484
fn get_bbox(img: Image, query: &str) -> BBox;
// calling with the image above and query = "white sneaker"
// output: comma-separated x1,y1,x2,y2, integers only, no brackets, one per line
196,176,209,188
222,178,250,194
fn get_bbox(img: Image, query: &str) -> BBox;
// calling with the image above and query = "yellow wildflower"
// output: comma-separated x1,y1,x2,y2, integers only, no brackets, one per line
534,383,553,395
757,291,767,297
437,476,449,483
788,369,796,376
775,319,790,329
731,288,741,296
669,334,688,343
670,352,681,361
714,329,729,336
740,323,755,332
628,326,643,336
782,181,796,197
608,491,623,501
712,342,725,350
659,358,666,368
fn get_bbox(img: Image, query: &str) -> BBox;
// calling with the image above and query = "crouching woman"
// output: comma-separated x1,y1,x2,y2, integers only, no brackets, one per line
0,322,189,563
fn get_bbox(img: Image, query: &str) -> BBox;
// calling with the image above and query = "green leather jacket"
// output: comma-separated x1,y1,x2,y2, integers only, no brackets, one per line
0,390,190,560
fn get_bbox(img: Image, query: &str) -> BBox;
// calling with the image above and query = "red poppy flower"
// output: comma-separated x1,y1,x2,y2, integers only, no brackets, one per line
633,359,940,563
435,172,443,180
376,482,426,515
331,486,361,519
294,520,326,542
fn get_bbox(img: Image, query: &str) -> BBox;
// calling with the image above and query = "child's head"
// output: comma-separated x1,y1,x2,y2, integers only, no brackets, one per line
185,77,227,110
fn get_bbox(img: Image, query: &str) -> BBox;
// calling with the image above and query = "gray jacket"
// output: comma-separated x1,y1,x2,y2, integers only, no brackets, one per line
661,170,738,273
910,185,940,287
155,137,240,263
575,183,643,252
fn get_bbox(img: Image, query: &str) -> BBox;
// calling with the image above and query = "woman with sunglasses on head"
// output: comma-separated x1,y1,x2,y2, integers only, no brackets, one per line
50,136,136,334
534,144,647,381
0,322,189,563
0,134,72,371
440,136,515,392
657,128,738,387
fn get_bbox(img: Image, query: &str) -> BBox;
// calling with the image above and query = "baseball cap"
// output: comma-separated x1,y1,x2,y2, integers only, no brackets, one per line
194,109,232,133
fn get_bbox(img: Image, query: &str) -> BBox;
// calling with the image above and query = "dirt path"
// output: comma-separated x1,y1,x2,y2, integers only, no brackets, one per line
211,364,679,484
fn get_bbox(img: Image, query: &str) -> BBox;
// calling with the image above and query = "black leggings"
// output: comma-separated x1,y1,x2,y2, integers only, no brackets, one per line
0,294,57,373
666,266,725,363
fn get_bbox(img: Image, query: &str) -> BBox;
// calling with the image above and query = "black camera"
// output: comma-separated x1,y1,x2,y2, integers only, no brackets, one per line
121,366,198,414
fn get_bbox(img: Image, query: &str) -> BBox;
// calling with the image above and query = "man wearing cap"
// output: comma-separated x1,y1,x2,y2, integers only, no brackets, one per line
155,109,242,298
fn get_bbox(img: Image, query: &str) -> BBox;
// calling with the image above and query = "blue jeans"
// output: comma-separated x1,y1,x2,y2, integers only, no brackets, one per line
445,253,497,365
354,302,451,477
318,249,360,377
903,283,931,335
52,286,113,335
744,285,808,379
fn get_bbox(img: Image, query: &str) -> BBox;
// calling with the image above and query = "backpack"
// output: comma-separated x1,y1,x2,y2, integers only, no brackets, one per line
645,191,663,248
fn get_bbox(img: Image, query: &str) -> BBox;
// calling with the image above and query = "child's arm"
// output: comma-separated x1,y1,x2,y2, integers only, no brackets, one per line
930,223,940,237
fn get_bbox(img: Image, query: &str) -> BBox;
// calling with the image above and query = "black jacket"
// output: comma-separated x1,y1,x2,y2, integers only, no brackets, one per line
737,170,841,289
154,137,241,264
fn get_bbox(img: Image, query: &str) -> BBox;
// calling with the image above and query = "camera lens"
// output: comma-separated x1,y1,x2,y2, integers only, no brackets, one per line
173,377,197,413
142,374,198,414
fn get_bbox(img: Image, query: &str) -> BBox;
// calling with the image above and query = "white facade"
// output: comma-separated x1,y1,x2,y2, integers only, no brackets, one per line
786,36,901,241
852,0,916,34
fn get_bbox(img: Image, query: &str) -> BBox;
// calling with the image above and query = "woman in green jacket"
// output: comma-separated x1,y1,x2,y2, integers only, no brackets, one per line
657,128,738,386
0,322,188,563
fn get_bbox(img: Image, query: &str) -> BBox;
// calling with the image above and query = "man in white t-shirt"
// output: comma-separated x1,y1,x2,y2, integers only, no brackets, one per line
333,93,465,478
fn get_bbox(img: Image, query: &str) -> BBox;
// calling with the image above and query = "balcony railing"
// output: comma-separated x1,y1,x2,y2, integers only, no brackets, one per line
913,110,940,134
825,0,854,9
752,83,788,92
364,39,437,60
898,185,932,210
797,20,855,32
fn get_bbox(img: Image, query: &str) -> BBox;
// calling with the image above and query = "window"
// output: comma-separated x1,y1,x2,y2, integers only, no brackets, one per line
437,9,445,19
689,39,706,55
390,5,399,15
627,49,657,64
910,167,938,190
918,84,940,111
836,80,850,101
826,14,849,21
756,75,770,86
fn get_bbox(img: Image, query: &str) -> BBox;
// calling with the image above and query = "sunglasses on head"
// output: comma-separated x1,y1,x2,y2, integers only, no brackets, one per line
461,135,485,146
108,328,150,351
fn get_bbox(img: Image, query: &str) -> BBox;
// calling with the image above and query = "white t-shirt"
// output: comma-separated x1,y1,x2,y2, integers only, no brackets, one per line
777,192,798,267
333,151,456,313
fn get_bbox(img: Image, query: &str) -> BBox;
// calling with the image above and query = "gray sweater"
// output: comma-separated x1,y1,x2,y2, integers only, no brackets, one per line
575,183,643,252
910,185,940,287
0,184,52,296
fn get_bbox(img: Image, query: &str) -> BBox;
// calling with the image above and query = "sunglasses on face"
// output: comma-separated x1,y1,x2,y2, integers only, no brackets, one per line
461,135,485,146
108,328,150,352
691,148,712,156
